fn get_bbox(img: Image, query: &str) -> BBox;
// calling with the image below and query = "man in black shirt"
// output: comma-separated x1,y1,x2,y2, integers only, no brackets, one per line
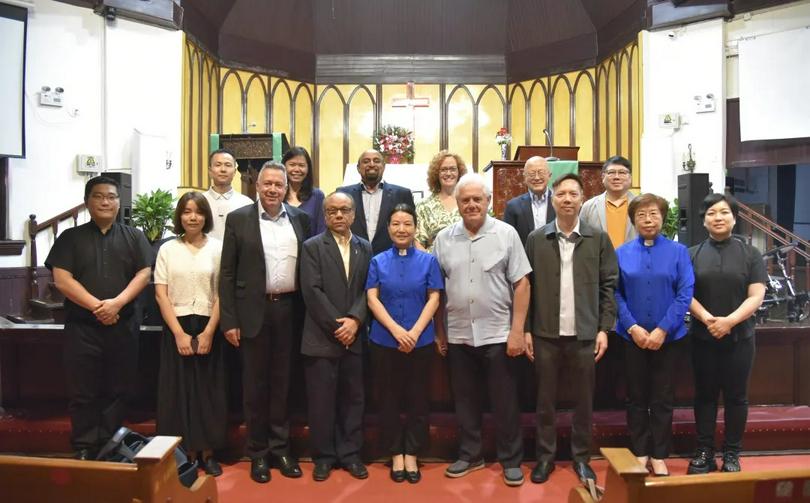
45,176,153,460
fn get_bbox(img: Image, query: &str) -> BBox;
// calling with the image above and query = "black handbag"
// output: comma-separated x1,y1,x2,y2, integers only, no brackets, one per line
96,426,198,488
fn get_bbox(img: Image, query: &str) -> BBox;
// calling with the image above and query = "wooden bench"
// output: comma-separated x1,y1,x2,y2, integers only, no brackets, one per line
0,436,217,503
570,448,810,503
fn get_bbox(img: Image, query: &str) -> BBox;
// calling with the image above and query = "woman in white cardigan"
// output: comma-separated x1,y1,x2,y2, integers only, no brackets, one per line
154,191,227,476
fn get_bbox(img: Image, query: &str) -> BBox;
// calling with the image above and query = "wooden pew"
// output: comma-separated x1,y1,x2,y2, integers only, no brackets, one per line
569,448,810,503
0,436,217,503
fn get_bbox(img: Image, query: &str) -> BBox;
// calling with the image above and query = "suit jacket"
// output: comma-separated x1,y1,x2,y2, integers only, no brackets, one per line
524,221,618,341
579,191,638,246
218,202,310,339
300,232,372,357
502,190,556,245
337,182,415,255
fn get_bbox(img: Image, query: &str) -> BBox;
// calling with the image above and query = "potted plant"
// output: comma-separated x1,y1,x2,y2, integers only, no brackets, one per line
663,198,679,240
131,188,175,242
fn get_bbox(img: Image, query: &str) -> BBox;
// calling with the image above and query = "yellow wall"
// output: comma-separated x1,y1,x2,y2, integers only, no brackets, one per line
509,38,642,188
182,37,642,194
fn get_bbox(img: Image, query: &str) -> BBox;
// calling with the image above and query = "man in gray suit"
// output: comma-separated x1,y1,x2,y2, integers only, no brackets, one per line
300,191,373,482
524,173,618,486
579,155,637,250
219,162,310,483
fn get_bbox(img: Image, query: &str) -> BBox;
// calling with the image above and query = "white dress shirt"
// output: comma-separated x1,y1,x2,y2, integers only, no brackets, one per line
556,220,581,336
258,206,298,293
361,182,384,242
530,189,550,229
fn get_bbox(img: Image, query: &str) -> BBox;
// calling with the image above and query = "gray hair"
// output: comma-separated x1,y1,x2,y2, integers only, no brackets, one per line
257,161,287,184
454,173,491,199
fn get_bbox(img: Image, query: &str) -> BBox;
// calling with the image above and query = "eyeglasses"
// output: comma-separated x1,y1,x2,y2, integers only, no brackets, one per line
525,171,549,180
635,211,662,220
326,207,354,216
439,167,458,174
604,169,630,177
90,193,119,202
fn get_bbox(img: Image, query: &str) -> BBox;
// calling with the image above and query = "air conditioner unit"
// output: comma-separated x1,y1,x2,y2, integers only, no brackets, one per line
94,0,183,30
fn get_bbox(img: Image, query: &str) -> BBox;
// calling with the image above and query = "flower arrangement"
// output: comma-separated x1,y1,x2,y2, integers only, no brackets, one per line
495,127,512,146
373,125,414,163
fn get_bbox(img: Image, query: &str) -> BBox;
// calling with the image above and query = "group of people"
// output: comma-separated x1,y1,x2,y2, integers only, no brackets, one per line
45,146,765,489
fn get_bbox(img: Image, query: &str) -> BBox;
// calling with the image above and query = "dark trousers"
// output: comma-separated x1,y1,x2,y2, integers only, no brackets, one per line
447,342,522,468
304,352,364,466
692,336,755,454
371,343,432,456
63,316,139,452
241,296,296,459
624,337,682,459
535,337,595,463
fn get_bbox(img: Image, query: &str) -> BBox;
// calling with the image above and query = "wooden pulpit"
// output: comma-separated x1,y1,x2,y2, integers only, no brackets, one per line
491,145,605,218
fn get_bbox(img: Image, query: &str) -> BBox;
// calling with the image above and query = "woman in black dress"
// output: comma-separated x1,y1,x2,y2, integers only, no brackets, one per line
154,192,227,476
687,193,766,474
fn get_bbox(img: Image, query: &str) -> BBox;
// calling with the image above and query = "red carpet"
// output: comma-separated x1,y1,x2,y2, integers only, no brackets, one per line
213,454,810,503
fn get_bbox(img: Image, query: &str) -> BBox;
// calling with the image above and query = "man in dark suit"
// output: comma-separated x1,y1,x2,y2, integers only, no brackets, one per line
502,156,556,245
300,191,372,482
338,149,415,255
219,161,310,484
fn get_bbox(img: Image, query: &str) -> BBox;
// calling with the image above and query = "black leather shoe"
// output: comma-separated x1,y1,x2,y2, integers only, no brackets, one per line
687,449,717,475
573,461,596,484
203,457,223,477
73,449,92,461
390,467,406,483
406,469,421,484
344,462,369,479
530,461,555,484
274,455,302,478
250,457,270,483
313,463,332,482
721,452,741,472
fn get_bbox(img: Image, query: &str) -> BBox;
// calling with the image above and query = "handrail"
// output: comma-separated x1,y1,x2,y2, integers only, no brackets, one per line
26,203,85,312
735,200,809,292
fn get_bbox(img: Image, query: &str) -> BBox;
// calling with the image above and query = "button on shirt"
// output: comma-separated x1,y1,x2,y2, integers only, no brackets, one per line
44,221,154,322
259,207,298,293
361,182,384,243
153,237,222,317
689,237,767,342
433,217,532,347
615,235,694,343
331,231,352,280
366,246,444,349
530,189,551,230
557,221,580,336
204,187,254,241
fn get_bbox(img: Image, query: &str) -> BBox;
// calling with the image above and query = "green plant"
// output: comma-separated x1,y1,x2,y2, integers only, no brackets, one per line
131,189,175,242
663,198,679,240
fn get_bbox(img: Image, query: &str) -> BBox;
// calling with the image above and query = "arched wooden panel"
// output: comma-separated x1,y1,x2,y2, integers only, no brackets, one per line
347,85,376,173
509,84,528,149
606,58,619,157
315,85,347,193
245,74,268,134
528,79,549,146
574,70,596,161
446,85,475,171
292,83,314,153
271,78,293,137
630,42,641,187
220,70,244,134
619,49,632,157
551,75,573,146
475,85,507,168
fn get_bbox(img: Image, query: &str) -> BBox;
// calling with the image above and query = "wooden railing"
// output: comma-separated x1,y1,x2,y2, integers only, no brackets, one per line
736,200,810,291
25,203,85,315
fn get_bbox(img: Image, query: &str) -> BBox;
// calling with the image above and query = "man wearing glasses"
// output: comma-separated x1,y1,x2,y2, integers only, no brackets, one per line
580,156,637,250
45,176,154,461
503,156,556,245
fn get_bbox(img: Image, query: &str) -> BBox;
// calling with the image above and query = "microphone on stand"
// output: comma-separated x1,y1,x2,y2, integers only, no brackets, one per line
543,128,559,161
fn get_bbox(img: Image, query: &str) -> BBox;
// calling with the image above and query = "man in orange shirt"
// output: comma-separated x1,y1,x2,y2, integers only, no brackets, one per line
580,156,637,250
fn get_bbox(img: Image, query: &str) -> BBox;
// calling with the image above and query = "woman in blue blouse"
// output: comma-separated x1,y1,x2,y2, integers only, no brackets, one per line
614,193,694,477
366,203,443,484
282,146,326,236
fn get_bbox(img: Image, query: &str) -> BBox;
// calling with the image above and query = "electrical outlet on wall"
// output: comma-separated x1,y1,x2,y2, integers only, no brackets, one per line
39,86,65,107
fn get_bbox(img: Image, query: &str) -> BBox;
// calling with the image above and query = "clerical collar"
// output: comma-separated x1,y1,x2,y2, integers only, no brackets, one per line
393,245,415,256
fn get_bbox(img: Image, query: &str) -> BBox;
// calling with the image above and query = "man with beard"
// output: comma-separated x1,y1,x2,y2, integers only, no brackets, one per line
433,173,531,487
338,150,415,255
